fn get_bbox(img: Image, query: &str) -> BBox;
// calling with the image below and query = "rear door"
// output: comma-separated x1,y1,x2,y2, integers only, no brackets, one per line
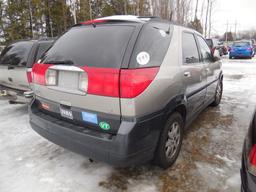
181,32,207,118
196,35,221,103
0,41,33,90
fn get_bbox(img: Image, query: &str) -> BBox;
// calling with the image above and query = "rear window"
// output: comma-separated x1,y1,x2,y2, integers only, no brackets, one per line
41,25,135,68
0,41,33,66
233,42,250,47
129,22,172,68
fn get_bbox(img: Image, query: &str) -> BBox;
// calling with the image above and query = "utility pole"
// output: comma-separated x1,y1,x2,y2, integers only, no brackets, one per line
234,21,237,41
225,21,229,43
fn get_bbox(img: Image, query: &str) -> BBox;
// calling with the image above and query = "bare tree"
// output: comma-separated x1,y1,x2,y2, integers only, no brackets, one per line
194,0,199,20
208,0,213,38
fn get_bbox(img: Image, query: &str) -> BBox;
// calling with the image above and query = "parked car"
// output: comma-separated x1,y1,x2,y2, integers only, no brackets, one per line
206,38,225,56
29,15,223,169
0,38,54,103
241,109,256,192
229,41,254,59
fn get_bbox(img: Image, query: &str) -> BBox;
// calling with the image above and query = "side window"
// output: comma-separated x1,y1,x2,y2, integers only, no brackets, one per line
0,42,33,67
182,32,200,64
197,36,213,63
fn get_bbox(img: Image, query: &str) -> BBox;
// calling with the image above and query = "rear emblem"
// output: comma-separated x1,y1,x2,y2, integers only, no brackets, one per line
99,122,111,130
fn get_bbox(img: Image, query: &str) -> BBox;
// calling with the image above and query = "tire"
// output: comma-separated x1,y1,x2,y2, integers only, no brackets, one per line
229,56,232,59
153,112,184,169
211,79,223,107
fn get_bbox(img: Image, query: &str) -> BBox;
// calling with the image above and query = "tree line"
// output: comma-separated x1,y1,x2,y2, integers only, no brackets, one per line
0,0,217,45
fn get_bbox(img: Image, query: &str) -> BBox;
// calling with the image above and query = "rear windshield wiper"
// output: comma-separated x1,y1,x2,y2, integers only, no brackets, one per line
45,60,74,65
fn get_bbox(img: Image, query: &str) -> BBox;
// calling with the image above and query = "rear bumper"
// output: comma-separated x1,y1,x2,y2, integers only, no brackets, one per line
230,51,252,57
29,100,164,166
0,84,31,103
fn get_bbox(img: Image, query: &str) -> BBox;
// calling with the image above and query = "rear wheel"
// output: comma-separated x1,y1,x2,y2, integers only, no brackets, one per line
154,112,184,169
211,79,223,107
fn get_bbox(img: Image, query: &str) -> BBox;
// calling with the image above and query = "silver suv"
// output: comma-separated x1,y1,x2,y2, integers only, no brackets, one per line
29,16,223,168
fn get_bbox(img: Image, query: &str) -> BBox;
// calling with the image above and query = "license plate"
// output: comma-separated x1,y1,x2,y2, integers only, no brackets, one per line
60,107,73,120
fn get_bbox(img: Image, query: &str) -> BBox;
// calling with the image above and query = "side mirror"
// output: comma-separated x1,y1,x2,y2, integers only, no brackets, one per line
212,49,221,61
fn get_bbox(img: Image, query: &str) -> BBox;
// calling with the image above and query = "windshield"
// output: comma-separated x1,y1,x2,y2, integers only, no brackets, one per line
41,25,135,68
233,42,251,47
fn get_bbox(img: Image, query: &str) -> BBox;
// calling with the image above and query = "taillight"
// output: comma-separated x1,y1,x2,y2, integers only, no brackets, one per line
45,69,58,86
248,47,253,51
26,69,32,83
32,63,53,85
120,67,159,98
80,67,159,98
81,67,120,97
33,64,159,98
249,144,256,176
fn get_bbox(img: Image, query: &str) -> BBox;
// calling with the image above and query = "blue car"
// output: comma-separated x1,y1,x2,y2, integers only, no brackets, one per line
229,41,254,59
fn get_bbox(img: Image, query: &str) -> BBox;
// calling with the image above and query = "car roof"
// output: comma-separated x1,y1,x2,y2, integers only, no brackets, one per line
79,15,204,37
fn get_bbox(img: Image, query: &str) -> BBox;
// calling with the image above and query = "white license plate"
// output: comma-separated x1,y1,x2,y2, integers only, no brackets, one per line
60,107,73,120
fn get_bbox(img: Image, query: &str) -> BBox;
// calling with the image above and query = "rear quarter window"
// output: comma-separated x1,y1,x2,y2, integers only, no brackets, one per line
129,22,173,68
0,41,33,67
41,25,135,68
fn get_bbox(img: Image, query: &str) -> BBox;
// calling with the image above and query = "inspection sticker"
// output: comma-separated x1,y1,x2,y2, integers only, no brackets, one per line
82,111,98,124
136,51,150,65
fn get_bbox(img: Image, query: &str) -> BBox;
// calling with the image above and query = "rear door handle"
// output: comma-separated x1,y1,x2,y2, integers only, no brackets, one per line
8,66,15,70
184,72,191,77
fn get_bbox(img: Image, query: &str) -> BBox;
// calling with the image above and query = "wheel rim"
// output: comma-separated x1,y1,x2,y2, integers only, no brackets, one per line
165,122,181,159
216,83,222,102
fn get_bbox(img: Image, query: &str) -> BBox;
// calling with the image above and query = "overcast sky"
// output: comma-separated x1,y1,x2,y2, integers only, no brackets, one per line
208,0,256,35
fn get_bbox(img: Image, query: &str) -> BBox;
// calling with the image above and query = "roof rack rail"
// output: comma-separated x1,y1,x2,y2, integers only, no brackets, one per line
38,37,56,41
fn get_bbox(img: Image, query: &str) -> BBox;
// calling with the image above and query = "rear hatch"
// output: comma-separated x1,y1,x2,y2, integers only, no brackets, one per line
232,42,251,52
32,23,139,134
0,41,34,90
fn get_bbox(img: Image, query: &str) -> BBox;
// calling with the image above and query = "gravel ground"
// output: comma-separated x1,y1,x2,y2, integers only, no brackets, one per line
0,57,256,192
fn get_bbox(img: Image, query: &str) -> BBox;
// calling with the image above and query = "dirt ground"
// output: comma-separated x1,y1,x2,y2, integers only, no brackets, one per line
1,57,256,192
